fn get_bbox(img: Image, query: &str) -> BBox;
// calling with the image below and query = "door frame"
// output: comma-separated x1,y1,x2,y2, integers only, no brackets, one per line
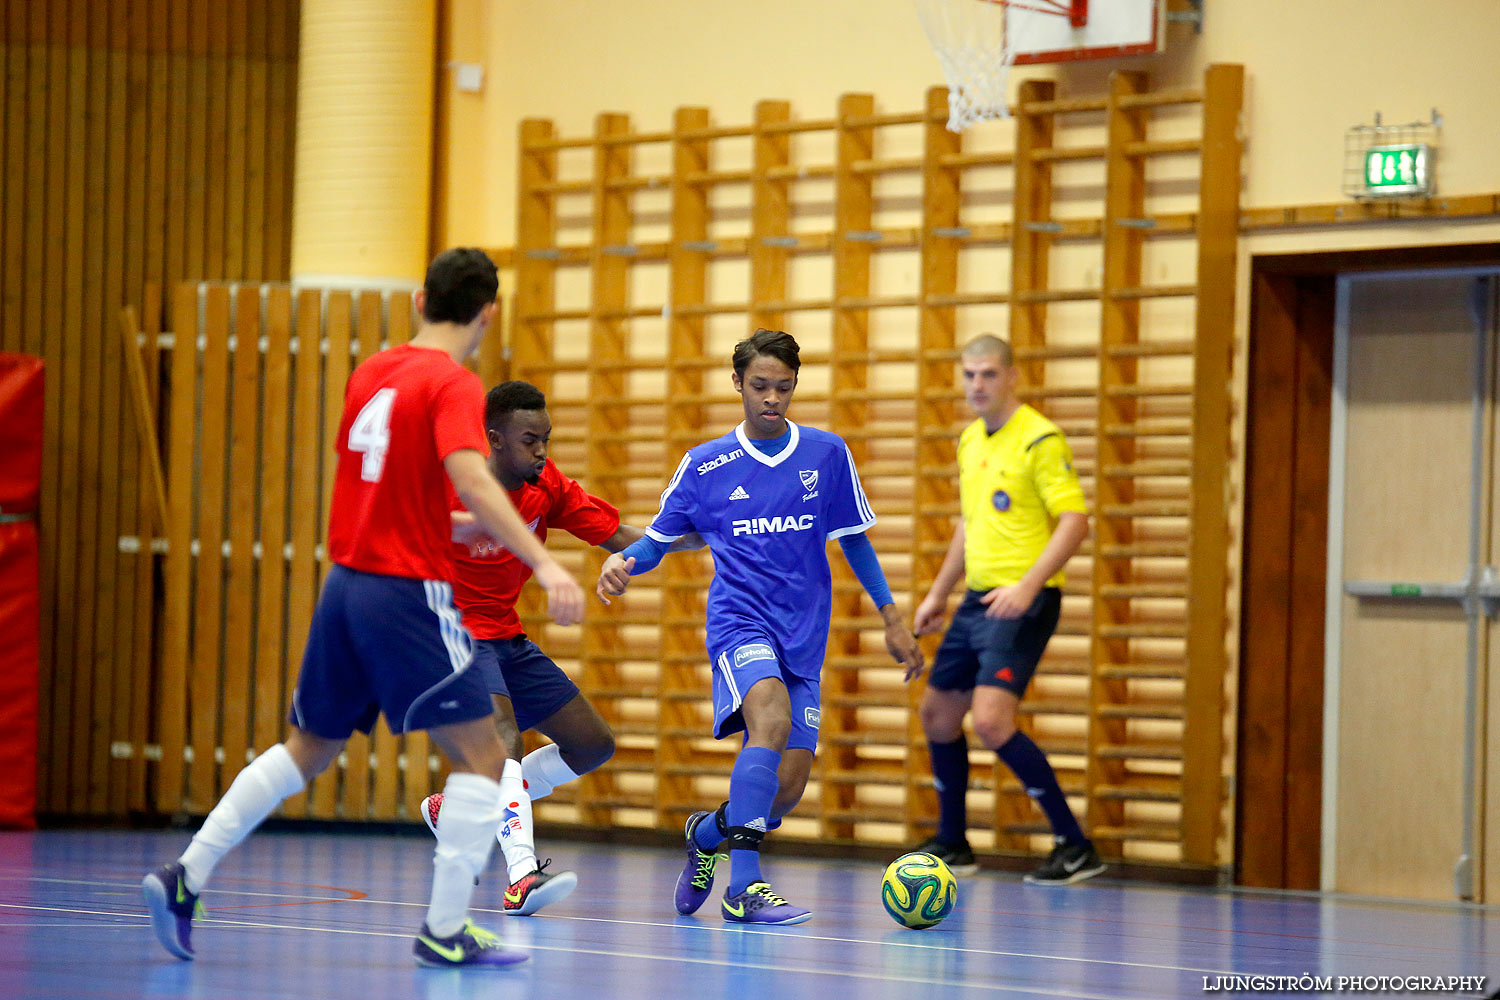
1237,242,1500,891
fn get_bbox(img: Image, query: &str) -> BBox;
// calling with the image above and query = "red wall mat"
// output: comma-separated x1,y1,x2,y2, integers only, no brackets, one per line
0,355,42,828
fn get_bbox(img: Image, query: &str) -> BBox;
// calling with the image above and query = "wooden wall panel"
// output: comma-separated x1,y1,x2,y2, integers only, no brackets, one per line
152,282,434,824
125,283,163,811
1,3,25,358
188,287,230,811
90,0,129,815
221,287,262,792
38,0,68,813
1284,282,1333,889
279,289,325,820
0,0,302,818
1237,271,1332,890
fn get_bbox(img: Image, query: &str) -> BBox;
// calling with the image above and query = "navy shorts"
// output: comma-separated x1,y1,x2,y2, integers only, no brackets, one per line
472,635,581,732
290,565,494,738
927,587,1062,697
709,630,821,752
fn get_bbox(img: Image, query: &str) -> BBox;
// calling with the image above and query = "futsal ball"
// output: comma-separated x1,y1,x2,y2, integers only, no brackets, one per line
881,851,957,929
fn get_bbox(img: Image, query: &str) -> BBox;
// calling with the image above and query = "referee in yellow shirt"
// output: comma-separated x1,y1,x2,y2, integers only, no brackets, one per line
911,334,1102,885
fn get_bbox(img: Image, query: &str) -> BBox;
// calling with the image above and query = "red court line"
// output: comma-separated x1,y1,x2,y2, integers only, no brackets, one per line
200,878,368,912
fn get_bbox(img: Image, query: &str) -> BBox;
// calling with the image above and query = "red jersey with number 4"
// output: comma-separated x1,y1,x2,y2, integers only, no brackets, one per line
328,343,488,581
452,459,620,639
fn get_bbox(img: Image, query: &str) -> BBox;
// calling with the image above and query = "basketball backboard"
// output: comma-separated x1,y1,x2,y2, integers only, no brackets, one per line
1007,0,1165,65
914,0,1171,129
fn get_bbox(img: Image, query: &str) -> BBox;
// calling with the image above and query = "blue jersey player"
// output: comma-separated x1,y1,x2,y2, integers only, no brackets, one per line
598,329,923,925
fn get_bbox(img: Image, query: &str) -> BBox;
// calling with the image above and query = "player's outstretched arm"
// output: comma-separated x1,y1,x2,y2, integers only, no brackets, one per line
444,448,584,625
601,524,706,553
914,521,966,635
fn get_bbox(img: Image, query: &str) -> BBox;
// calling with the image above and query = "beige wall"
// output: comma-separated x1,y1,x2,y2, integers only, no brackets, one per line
443,0,1500,248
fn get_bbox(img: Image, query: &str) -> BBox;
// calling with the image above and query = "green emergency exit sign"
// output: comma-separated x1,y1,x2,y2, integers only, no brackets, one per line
1363,144,1433,196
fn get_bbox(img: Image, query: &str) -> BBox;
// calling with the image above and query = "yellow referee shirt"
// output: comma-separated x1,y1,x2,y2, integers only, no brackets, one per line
958,404,1087,590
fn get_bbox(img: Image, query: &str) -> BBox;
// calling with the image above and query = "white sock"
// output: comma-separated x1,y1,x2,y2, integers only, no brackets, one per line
426,771,503,938
496,757,537,882
179,744,305,894
521,744,581,801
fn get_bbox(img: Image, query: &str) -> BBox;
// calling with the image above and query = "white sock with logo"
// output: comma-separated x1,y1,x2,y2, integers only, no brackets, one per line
179,743,305,895
520,744,581,801
497,758,538,882
426,771,503,938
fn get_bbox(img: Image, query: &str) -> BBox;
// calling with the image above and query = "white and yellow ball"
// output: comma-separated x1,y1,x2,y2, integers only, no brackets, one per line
881,851,957,929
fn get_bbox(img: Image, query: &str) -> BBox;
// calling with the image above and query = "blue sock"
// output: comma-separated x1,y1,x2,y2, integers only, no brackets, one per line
725,746,780,895
997,730,1085,845
928,737,970,845
692,802,726,853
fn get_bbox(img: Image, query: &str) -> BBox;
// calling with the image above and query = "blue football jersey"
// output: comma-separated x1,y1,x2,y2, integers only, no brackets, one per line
644,421,875,678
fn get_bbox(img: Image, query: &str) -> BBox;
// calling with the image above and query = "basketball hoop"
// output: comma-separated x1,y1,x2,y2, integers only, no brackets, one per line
915,0,1088,132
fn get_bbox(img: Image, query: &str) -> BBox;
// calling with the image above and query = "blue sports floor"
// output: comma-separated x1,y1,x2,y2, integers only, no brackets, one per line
0,829,1494,999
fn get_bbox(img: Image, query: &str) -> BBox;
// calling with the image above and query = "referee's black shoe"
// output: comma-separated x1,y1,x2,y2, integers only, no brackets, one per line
911,836,979,876
1024,838,1105,886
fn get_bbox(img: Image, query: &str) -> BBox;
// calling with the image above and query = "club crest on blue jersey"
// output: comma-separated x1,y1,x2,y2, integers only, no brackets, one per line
799,469,820,501
992,489,1012,512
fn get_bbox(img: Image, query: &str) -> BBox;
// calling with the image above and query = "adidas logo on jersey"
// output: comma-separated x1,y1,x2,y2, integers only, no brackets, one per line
728,485,750,501
697,449,745,475
731,513,816,536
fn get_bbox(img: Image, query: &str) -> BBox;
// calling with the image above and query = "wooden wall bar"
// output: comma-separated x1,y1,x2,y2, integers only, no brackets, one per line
495,68,1243,868
0,0,300,817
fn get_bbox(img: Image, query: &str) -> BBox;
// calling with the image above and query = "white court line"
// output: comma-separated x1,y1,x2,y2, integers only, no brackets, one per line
0,901,1188,999
23,876,352,902
2,890,1238,982
527,911,1243,978
36,877,1242,977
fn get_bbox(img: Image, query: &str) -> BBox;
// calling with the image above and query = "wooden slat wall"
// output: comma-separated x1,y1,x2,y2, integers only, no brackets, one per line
0,0,300,817
497,68,1242,868
155,283,446,822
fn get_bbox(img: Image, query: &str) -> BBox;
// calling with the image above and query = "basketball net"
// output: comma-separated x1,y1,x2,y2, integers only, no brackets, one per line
914,0,1046,132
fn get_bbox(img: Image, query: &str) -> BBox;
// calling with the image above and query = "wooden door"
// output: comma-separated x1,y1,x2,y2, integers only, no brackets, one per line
1331,273,1489,900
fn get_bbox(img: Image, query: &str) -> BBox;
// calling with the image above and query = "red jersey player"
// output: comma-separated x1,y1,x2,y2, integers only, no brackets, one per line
419,380,701,914
143,249,583,969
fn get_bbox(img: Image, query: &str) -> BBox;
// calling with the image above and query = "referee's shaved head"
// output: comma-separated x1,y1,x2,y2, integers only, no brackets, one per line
962,334,1012,367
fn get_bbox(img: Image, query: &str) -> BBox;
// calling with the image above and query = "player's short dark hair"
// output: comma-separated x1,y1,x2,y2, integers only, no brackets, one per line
732,328,801,378
422,247,499,324
485,380,547,431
